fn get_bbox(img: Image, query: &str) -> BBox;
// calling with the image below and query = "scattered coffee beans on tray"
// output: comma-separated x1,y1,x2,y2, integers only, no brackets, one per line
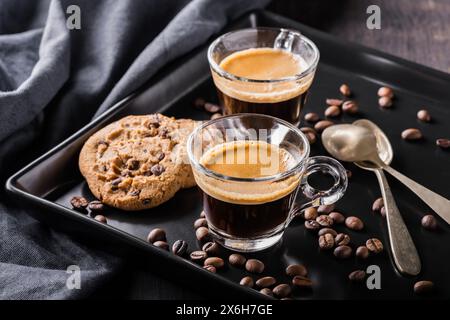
190,251,208,263
203,265,216,273
326,98,343,106
342,100,359,114
194,218,207,229
325,105,341,118
378,96,393,108
259,288,274,297
372,197,384,212
88,200,104,211
204,102,221,113
147,228,166,243
316,215,334,227
319,233,335,250
245,259,265,274
314,120,334,133
300,127,317,144
195,227,210,242
304,220,321,230
318,204,335,214
70,196,89,211
378,86,394,99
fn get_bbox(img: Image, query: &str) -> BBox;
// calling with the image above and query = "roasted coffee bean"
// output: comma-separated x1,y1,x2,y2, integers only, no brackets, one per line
70,196,89,210
414,280,434,295
153,241,169,250
303,207,318,220
256,276,276,288
401,128,422,140
380,206,386,218
325,105,341,118
346,169,352,179
417,109,431,122
194,218,208,229
421,215,438,230
304,220,321,230
316,215,334,227
372,197,384,212
199,211,206,218
190,250,208,263
342,100,359,114
273,284,292,298
150,164,165,176
366,238,383,253
348,270,366,282
204,102,221,113
436,138,450,149
203,265,216,273
318,204,335,214
259,288,274,297
356,246,369,259
378,86,394,98
194,97,206,109
314,120,334,133
240,276,254,288
292,275,313,288
329,211,345,224
345,216,364,230
204,257,224,268
245,259,265,274
333,245,352,259
147,228,166,243
378,96,393,108
172,240,188,256
195,227,210,242
304,112,320,122
94,215,107,224
326,98,343,106
318,228,337,237
202,242,220,256
228,253,246,267
211,113,222,120
319,233,335,250
88,200,104,211
335,233,350,246
301,130,317,144
286,264,308,277
340,84,351,96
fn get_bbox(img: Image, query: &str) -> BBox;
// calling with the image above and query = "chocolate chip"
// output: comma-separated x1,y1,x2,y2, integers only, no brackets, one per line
111,177,122,186
204,257,224,268
240,276,254,288
94,215,107,224
172,240,188,256
151,164,165,176
127,159,140,170
129,190,140,197
88,200,104,211
157,152,165,161
204,102,221,113
366,238,383,253
147,228,166,243
142,199,151,205
159,128,169,138
228,254,246,267
245,259,265,274
70,196,89,211
286,264,308,277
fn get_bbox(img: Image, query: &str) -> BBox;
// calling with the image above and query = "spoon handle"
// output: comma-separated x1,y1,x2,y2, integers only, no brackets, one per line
384,165,450,225
374,169,421,276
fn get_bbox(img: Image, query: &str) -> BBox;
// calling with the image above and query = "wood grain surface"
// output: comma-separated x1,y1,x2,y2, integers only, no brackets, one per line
94,1,450,299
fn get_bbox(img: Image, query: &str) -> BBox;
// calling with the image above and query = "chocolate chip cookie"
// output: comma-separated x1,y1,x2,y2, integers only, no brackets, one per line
79,114,197,210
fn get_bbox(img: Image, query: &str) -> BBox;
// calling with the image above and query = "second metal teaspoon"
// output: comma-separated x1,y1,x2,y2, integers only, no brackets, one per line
322,120,421,276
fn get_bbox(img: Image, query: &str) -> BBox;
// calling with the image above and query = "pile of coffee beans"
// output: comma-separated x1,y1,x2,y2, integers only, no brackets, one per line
70,196,108,224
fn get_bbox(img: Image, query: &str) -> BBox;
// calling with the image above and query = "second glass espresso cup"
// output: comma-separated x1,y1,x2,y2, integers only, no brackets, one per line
187,114,347,252
207,28,320,126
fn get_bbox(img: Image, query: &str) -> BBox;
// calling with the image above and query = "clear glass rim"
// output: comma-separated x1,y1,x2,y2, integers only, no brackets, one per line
187,113,311,183
207,27,320,84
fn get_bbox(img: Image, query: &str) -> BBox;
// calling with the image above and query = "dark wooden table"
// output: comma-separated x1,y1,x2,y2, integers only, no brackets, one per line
93,0,450,299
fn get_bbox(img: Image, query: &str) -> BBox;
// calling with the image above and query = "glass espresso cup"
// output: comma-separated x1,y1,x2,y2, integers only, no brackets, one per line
208,28,319,126
187,114,347,252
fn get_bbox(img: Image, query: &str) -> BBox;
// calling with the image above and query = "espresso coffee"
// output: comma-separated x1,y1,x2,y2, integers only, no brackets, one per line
197,140,299,238
213,48,312,125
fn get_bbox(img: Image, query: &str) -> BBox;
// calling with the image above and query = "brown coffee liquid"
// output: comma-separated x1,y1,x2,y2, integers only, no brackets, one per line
214,48,311,125
198,141,299,238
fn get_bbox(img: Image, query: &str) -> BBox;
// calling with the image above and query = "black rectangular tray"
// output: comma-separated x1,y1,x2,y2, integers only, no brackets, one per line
6,11,450,300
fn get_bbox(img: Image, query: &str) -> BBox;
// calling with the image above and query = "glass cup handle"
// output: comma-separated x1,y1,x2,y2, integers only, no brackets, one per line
291,156,348,218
